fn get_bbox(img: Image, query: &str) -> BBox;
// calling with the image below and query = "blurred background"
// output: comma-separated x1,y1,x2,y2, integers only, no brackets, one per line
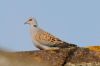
0,0,100,51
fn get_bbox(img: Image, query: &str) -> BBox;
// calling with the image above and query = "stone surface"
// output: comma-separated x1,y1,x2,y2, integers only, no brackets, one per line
0,46,99,66
0,48,76,66
65,47,100,66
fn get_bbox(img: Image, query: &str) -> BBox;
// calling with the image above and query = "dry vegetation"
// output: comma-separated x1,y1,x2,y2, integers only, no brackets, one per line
86,46,100,52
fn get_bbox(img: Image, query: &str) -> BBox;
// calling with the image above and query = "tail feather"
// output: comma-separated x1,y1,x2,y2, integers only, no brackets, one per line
55,42,77,48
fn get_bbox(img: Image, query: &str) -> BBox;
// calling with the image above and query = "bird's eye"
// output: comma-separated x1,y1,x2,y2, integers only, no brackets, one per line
29,19,32,21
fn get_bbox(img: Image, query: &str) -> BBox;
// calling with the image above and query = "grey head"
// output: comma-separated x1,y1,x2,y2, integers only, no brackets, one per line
24,17,38,27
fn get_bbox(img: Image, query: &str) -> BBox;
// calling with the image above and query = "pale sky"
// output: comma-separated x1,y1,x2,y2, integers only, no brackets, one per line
0,0,100,51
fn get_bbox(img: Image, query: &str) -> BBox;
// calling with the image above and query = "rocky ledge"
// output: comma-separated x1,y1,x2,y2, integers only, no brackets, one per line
0,46,100,66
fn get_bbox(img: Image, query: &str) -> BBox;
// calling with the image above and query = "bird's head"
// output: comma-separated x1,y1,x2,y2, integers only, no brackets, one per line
24,17,38,27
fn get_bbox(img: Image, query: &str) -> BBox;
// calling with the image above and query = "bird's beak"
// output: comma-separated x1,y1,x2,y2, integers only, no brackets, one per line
24,21,28,24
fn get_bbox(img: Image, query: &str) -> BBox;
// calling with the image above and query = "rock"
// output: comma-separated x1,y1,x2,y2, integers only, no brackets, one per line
65,47,100,66
0,46,99,66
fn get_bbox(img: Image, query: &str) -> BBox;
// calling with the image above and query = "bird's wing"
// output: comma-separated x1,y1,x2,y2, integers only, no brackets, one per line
34,29,75,48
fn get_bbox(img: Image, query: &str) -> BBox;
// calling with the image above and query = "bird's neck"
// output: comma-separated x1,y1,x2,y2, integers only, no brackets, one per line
30,25,38,33
30,24,38,28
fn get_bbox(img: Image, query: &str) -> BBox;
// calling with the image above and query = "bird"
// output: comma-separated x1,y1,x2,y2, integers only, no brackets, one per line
24,17,77,50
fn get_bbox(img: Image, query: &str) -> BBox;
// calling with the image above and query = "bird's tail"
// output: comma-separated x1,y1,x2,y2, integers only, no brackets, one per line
57,42,77,48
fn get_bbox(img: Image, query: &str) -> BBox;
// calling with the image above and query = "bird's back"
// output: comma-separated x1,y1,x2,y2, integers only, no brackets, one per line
32,28,77,48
